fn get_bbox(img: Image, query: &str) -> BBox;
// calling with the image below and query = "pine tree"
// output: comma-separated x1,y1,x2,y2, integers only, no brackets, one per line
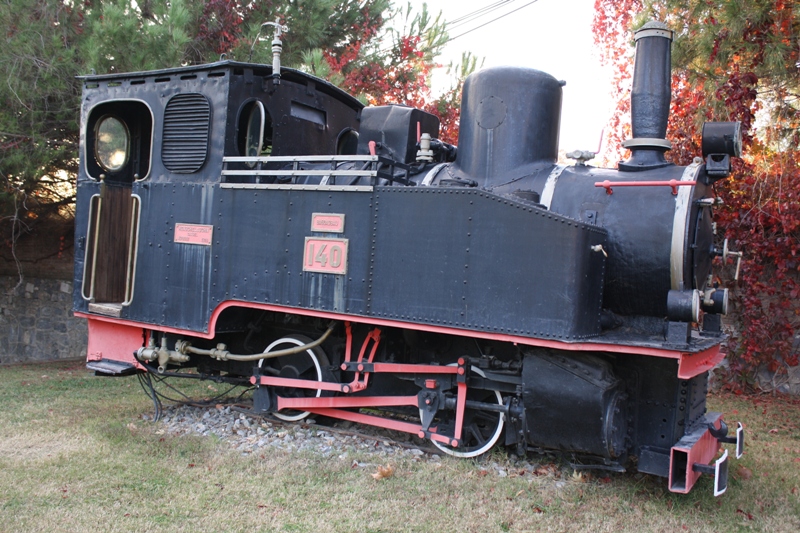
0,1,84,237
1,1,468,271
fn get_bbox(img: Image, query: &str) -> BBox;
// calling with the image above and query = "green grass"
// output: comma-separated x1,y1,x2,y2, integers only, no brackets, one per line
1,360,799,532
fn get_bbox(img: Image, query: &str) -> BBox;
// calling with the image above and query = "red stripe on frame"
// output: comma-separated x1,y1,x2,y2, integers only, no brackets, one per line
77,299,722,378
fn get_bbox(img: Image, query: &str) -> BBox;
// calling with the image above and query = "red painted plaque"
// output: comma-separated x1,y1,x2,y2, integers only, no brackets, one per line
311,213,345,233
174,223,213,245
304,237,349,275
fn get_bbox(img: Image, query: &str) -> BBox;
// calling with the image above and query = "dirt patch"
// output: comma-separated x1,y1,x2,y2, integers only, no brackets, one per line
0,431,90,462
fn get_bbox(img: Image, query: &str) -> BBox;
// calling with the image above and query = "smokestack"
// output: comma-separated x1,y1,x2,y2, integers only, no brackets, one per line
619,21,674,172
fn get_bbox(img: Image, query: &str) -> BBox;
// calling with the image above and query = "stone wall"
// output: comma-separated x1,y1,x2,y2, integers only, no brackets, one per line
0,276,87,365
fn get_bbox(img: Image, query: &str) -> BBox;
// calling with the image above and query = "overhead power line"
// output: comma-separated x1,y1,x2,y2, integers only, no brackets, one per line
446,1,517,30
374,1,540,58
446,0,541,43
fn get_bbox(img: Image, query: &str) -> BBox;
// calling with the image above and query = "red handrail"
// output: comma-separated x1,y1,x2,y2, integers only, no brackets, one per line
594,179,696,195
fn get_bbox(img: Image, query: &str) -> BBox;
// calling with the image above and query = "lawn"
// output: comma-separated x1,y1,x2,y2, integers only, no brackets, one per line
1,360,798,532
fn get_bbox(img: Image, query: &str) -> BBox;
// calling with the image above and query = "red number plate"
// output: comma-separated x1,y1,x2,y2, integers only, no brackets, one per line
174,223,213,245
310,213,345,233
303,237,349,275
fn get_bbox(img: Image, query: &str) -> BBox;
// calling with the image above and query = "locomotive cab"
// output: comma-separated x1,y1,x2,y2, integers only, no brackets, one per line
75,62,363,315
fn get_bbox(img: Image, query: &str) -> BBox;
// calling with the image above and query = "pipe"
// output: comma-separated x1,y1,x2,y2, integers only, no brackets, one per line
180,321,336,362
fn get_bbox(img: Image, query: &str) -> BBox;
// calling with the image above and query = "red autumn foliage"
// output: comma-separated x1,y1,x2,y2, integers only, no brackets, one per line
322,24,462,144
197,0,245,55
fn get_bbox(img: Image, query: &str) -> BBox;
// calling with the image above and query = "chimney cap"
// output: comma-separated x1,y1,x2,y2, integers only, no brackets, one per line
635,21,673,41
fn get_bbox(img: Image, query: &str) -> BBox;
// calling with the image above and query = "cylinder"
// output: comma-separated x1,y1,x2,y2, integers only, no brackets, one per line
523,351,628,459
454,66,563,188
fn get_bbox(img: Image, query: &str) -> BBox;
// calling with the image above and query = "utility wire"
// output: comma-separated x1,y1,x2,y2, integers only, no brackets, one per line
376,1,540,56
374,1,523,56
447,1,512,24
446,0,541,43
446,1,517,29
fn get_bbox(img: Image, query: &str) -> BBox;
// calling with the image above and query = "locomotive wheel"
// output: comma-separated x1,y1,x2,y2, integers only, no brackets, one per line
258,335,333,422
429,366,505,458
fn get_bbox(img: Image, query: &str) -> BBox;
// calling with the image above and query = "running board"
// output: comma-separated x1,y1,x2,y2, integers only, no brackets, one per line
87,358,139,376
88,302,123,317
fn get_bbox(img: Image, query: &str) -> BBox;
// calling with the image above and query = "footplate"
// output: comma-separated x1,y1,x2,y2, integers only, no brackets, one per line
87,358,139,376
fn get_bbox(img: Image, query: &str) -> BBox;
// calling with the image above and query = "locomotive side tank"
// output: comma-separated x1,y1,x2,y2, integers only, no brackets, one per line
74,21,744,496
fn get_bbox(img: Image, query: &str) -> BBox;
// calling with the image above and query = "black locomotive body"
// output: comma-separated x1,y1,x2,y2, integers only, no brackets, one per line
75,22,743,494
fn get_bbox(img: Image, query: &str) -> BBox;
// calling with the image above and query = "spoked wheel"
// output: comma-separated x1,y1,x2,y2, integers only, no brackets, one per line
429,366,505,458
258,335,333,422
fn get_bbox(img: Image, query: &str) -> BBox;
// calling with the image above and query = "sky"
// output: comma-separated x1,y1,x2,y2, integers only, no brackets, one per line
405,0,616,153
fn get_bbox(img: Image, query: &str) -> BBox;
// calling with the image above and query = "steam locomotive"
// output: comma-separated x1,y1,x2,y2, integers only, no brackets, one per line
74,21,744,494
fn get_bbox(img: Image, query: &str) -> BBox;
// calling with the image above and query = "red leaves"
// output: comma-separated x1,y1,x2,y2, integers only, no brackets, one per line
718,151,800,380
324,23,461,143
714,70,759,136
709,30,729,63
592,0,640,164
197,0,245,55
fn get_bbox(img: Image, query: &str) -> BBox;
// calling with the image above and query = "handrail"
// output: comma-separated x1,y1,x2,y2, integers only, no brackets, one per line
595,179,696,195
221,153,415,186
223,155,378,163
220,169,376,177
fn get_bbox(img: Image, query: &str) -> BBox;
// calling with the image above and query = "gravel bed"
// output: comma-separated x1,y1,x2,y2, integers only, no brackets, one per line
149,403,554,480
154,403,442,462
